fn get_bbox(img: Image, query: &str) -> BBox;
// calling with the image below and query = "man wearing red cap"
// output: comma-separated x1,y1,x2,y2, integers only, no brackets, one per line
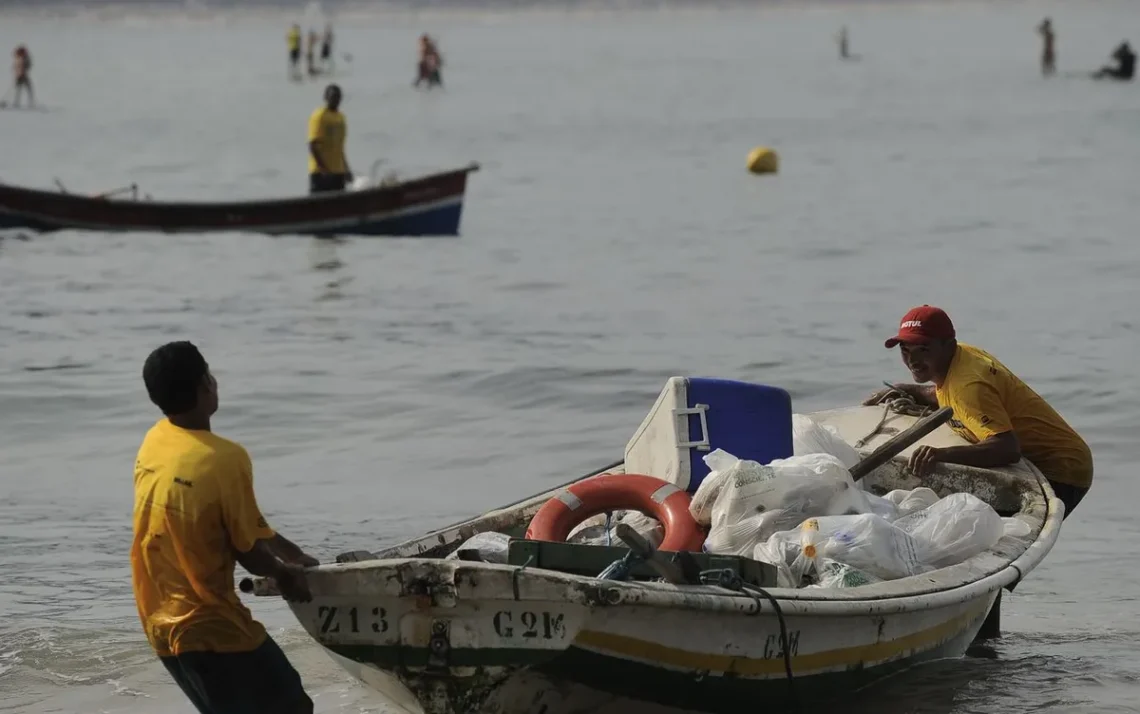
865,305,1092,518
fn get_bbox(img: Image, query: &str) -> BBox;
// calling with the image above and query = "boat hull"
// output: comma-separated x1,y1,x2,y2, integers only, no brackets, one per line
285,559,1000,714
0,164,477,237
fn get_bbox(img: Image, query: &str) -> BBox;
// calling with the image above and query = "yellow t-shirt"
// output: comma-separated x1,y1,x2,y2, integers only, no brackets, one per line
288,29,300,51
935,343,1093,488
131,419,276,656
307,107,347,175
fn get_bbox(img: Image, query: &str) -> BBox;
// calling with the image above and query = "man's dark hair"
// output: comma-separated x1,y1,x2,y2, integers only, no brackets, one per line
143,341,208,415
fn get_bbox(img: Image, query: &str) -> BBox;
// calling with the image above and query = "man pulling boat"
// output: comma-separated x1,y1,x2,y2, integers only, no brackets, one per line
132,341,319,713
865,305,1093,518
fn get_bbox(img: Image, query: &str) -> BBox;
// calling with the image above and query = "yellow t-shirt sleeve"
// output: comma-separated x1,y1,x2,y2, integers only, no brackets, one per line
953,381,1014,442
220,447,276,554
307,110,324,143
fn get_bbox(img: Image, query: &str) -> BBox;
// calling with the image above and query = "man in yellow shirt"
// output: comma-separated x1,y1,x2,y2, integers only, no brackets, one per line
308,84,353,194
865,305,1093,519
133,341,319,713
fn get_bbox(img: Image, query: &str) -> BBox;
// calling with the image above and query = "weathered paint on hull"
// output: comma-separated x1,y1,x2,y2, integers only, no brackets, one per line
292,589,996,714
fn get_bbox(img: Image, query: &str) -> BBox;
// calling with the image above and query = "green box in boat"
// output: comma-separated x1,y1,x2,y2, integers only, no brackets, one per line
505,538,777,588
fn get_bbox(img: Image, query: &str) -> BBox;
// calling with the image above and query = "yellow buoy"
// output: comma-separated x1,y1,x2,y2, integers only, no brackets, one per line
746,147,779,175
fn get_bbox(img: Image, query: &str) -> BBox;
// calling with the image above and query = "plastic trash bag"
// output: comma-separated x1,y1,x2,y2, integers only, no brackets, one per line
348,176,374,191
792,414,861,469
811,558,883,589
703,507,805,557
883,487,941,518
446,531,512,563
1001,517,1033,540
893,493,1004,569
863,492,901,521
690,449,755,526
701,452,872,558
796,514,930,580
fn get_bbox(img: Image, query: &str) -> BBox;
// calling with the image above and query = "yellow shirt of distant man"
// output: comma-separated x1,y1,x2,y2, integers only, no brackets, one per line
308,104,347,175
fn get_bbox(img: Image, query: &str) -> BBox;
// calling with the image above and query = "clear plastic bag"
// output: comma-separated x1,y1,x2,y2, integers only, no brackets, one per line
883,487,941,518
811,558,884,589
702,452,871,558
893,493,1004,569
863,492,901,521
690,449,772,527
792,414,861,469
446,531,512,563
796,514,930,580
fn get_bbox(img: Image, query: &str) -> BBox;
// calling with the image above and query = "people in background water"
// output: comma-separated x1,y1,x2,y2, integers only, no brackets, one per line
11,45,33,108
1037,18,1055,76
837,26,850,60
132,341,318,714
864,305,1093,520
306,30,320,77
414,34,443,88
308,83,352,194
1093,41,1135,81
287,24,302,80
321,24,334,72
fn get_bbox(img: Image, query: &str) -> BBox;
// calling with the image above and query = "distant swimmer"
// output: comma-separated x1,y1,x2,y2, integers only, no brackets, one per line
10,45,33,108
1037,18,1056,76
836,26,860,61
287,24,301,80
306,30,320,77
308,84,353,194
1092,41,1135,81
414,34,443,89
321,24,334,72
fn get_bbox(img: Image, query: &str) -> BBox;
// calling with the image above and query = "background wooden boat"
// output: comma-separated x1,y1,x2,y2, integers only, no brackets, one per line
241,401,1063,714
0,163,479,237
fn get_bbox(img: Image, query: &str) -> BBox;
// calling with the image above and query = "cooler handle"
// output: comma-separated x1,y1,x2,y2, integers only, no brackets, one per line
674,403,711,451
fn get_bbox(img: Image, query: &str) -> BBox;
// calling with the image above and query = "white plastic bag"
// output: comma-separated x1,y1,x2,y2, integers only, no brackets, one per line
884,487,941,518
703,508,805,557
797,514,930,580
447,531,512,563
894,493,1004,569
792,414,861,469
690,449,755,526
702,452,871,558
863,493,901,521
348,176,375,192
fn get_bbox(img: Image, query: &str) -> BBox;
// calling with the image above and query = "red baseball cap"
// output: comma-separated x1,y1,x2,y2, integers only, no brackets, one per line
884,305,955,348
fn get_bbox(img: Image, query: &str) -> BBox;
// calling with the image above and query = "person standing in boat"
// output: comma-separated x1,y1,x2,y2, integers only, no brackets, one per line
308,83,353,193
864,305,1093,519
132,341,319,713
11,45,33,108
1037,18,1056,77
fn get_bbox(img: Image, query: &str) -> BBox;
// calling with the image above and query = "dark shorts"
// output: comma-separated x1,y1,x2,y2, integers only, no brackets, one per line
290,48,300,64
160,636,312,714
309,172,347,194
1047,480,1088,520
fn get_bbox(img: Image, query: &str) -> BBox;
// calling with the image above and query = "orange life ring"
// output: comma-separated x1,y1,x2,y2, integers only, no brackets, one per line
525,473,706,552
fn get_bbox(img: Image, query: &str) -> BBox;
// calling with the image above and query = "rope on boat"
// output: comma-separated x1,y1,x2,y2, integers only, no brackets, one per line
854,389,936,449
699,569,799,713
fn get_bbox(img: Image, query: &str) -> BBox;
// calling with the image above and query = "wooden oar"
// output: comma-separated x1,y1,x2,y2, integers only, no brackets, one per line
848,406,953,482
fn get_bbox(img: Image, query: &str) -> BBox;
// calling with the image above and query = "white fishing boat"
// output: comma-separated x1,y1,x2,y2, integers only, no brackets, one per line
242,377,1063,714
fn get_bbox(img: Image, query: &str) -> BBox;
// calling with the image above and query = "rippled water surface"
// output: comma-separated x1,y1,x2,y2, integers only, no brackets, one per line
2,0,1139,711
